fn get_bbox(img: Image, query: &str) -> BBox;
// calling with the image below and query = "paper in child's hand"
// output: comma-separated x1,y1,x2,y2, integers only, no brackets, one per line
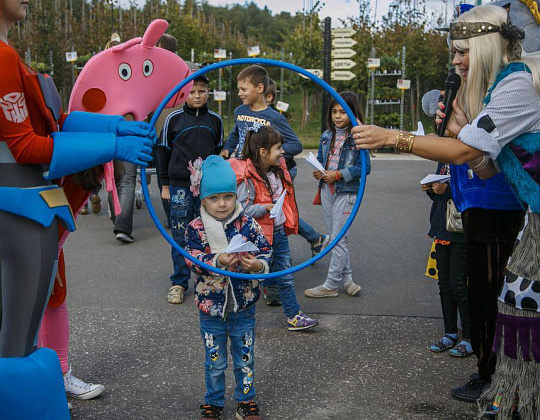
411,121,425,136
420,174,451,185
306,152,325,174
225,234,260,253
270,190,286,220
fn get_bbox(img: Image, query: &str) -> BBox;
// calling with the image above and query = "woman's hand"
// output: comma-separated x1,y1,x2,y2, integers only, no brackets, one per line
322,171,339,183
161,185,170,201
218,253,238,267
265,204,274,213
431,182,448,195
352,125,397,150
313,170,324,180
239,253,263,273
436,97,468,136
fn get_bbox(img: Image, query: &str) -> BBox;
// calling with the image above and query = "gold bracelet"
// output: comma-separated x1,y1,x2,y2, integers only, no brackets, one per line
394,130,416,153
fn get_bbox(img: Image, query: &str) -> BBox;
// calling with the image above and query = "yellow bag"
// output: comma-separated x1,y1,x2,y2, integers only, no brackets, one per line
425,240,438,280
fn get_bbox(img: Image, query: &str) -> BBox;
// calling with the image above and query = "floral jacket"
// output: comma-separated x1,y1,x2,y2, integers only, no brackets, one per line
185,202,272,318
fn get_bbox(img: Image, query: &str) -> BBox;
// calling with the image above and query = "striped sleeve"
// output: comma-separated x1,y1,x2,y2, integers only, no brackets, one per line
459,71,540,160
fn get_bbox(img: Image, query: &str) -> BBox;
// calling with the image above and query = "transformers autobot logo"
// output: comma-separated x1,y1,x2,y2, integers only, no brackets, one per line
0,92,28,123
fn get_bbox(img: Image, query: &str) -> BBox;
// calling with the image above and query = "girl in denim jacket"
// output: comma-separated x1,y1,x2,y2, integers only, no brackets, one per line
305,92,371,298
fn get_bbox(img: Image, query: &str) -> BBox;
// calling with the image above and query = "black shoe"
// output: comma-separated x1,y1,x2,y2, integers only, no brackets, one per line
236,401,261,420
200,404,223,420
451,379,490,403
470,372,480,381
263,285,281,306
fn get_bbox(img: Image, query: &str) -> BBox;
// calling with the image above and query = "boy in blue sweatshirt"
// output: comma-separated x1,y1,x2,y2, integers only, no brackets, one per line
219,65,302,168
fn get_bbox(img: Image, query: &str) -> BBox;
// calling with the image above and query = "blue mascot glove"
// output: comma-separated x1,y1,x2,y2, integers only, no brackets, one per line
117,120,152,137
115,135,154,167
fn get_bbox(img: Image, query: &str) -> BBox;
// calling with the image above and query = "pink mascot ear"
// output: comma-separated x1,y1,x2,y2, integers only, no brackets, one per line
142,19,168,49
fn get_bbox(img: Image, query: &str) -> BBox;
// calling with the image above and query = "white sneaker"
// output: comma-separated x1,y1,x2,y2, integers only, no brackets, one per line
64,367,105,400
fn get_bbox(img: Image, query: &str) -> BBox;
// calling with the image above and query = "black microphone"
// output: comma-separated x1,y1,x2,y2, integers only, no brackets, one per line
437,73,461,137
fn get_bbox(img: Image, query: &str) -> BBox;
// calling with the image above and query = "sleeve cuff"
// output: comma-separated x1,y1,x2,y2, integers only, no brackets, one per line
340,168,353,183
257,259,270,274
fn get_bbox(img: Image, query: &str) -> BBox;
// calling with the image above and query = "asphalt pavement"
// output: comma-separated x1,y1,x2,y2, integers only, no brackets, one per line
64,154,477,419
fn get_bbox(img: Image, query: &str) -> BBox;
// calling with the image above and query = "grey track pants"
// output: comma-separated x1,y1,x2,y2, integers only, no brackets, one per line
0,211,58,357
321,184,356,289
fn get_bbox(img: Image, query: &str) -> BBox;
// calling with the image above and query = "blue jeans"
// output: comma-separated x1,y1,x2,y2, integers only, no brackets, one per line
170,186,200,289
288,166,320,243
199,305,256,407
265,227,301,318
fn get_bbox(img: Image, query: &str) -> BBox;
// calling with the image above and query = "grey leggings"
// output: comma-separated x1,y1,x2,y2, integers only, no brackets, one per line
0,211,58,357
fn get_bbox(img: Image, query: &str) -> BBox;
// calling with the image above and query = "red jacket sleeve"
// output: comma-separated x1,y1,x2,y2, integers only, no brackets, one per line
0,44,53,164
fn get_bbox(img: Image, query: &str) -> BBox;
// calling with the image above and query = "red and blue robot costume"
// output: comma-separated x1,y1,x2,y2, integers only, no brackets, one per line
0,39,153,419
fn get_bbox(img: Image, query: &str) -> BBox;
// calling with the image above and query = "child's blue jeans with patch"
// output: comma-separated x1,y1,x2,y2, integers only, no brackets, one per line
169,186,200,290
199,305,256,407
265,227,301,318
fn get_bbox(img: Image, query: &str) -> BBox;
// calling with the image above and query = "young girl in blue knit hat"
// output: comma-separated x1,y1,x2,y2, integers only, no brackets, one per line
184,155,271,420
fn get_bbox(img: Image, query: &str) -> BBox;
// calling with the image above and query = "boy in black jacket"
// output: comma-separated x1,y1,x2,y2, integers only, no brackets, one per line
159,73,223,305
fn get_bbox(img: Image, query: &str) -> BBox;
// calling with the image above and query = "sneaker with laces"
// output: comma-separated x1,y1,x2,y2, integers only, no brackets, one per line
344,281,362,296
310,235,330,265
287,311,319,331
200,404,223,420
167,285,185,304
116,231,134,243
304,284,338,298
236,401,262,420
64,368,105,400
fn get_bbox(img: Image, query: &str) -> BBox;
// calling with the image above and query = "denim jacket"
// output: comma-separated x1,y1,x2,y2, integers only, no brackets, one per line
317,129,371,194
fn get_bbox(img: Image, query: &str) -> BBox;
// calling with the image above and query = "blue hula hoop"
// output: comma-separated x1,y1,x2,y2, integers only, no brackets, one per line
143,57,367,280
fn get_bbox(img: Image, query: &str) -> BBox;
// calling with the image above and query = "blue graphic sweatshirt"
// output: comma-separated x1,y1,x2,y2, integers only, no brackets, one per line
223,105,302,165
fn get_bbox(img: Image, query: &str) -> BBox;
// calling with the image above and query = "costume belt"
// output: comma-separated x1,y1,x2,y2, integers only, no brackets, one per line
0,185,75,231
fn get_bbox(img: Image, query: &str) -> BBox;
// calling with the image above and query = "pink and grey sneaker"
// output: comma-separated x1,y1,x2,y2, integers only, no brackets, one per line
236,401,262,420
287,311,319,331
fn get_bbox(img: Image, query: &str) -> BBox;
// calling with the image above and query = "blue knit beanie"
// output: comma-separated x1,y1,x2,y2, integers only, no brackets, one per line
200,155,237,200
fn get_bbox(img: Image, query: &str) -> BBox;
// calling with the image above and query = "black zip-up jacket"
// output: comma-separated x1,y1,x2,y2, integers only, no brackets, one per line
158,104,223,187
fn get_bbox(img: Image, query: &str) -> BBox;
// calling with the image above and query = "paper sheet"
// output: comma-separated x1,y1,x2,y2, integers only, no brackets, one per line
270,189,287,220
305,152,325,173
411,121,425,136
420,174,451,185
225,234,260,253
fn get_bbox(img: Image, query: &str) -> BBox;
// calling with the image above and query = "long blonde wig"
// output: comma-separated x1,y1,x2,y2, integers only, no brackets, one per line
452,4,540,121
